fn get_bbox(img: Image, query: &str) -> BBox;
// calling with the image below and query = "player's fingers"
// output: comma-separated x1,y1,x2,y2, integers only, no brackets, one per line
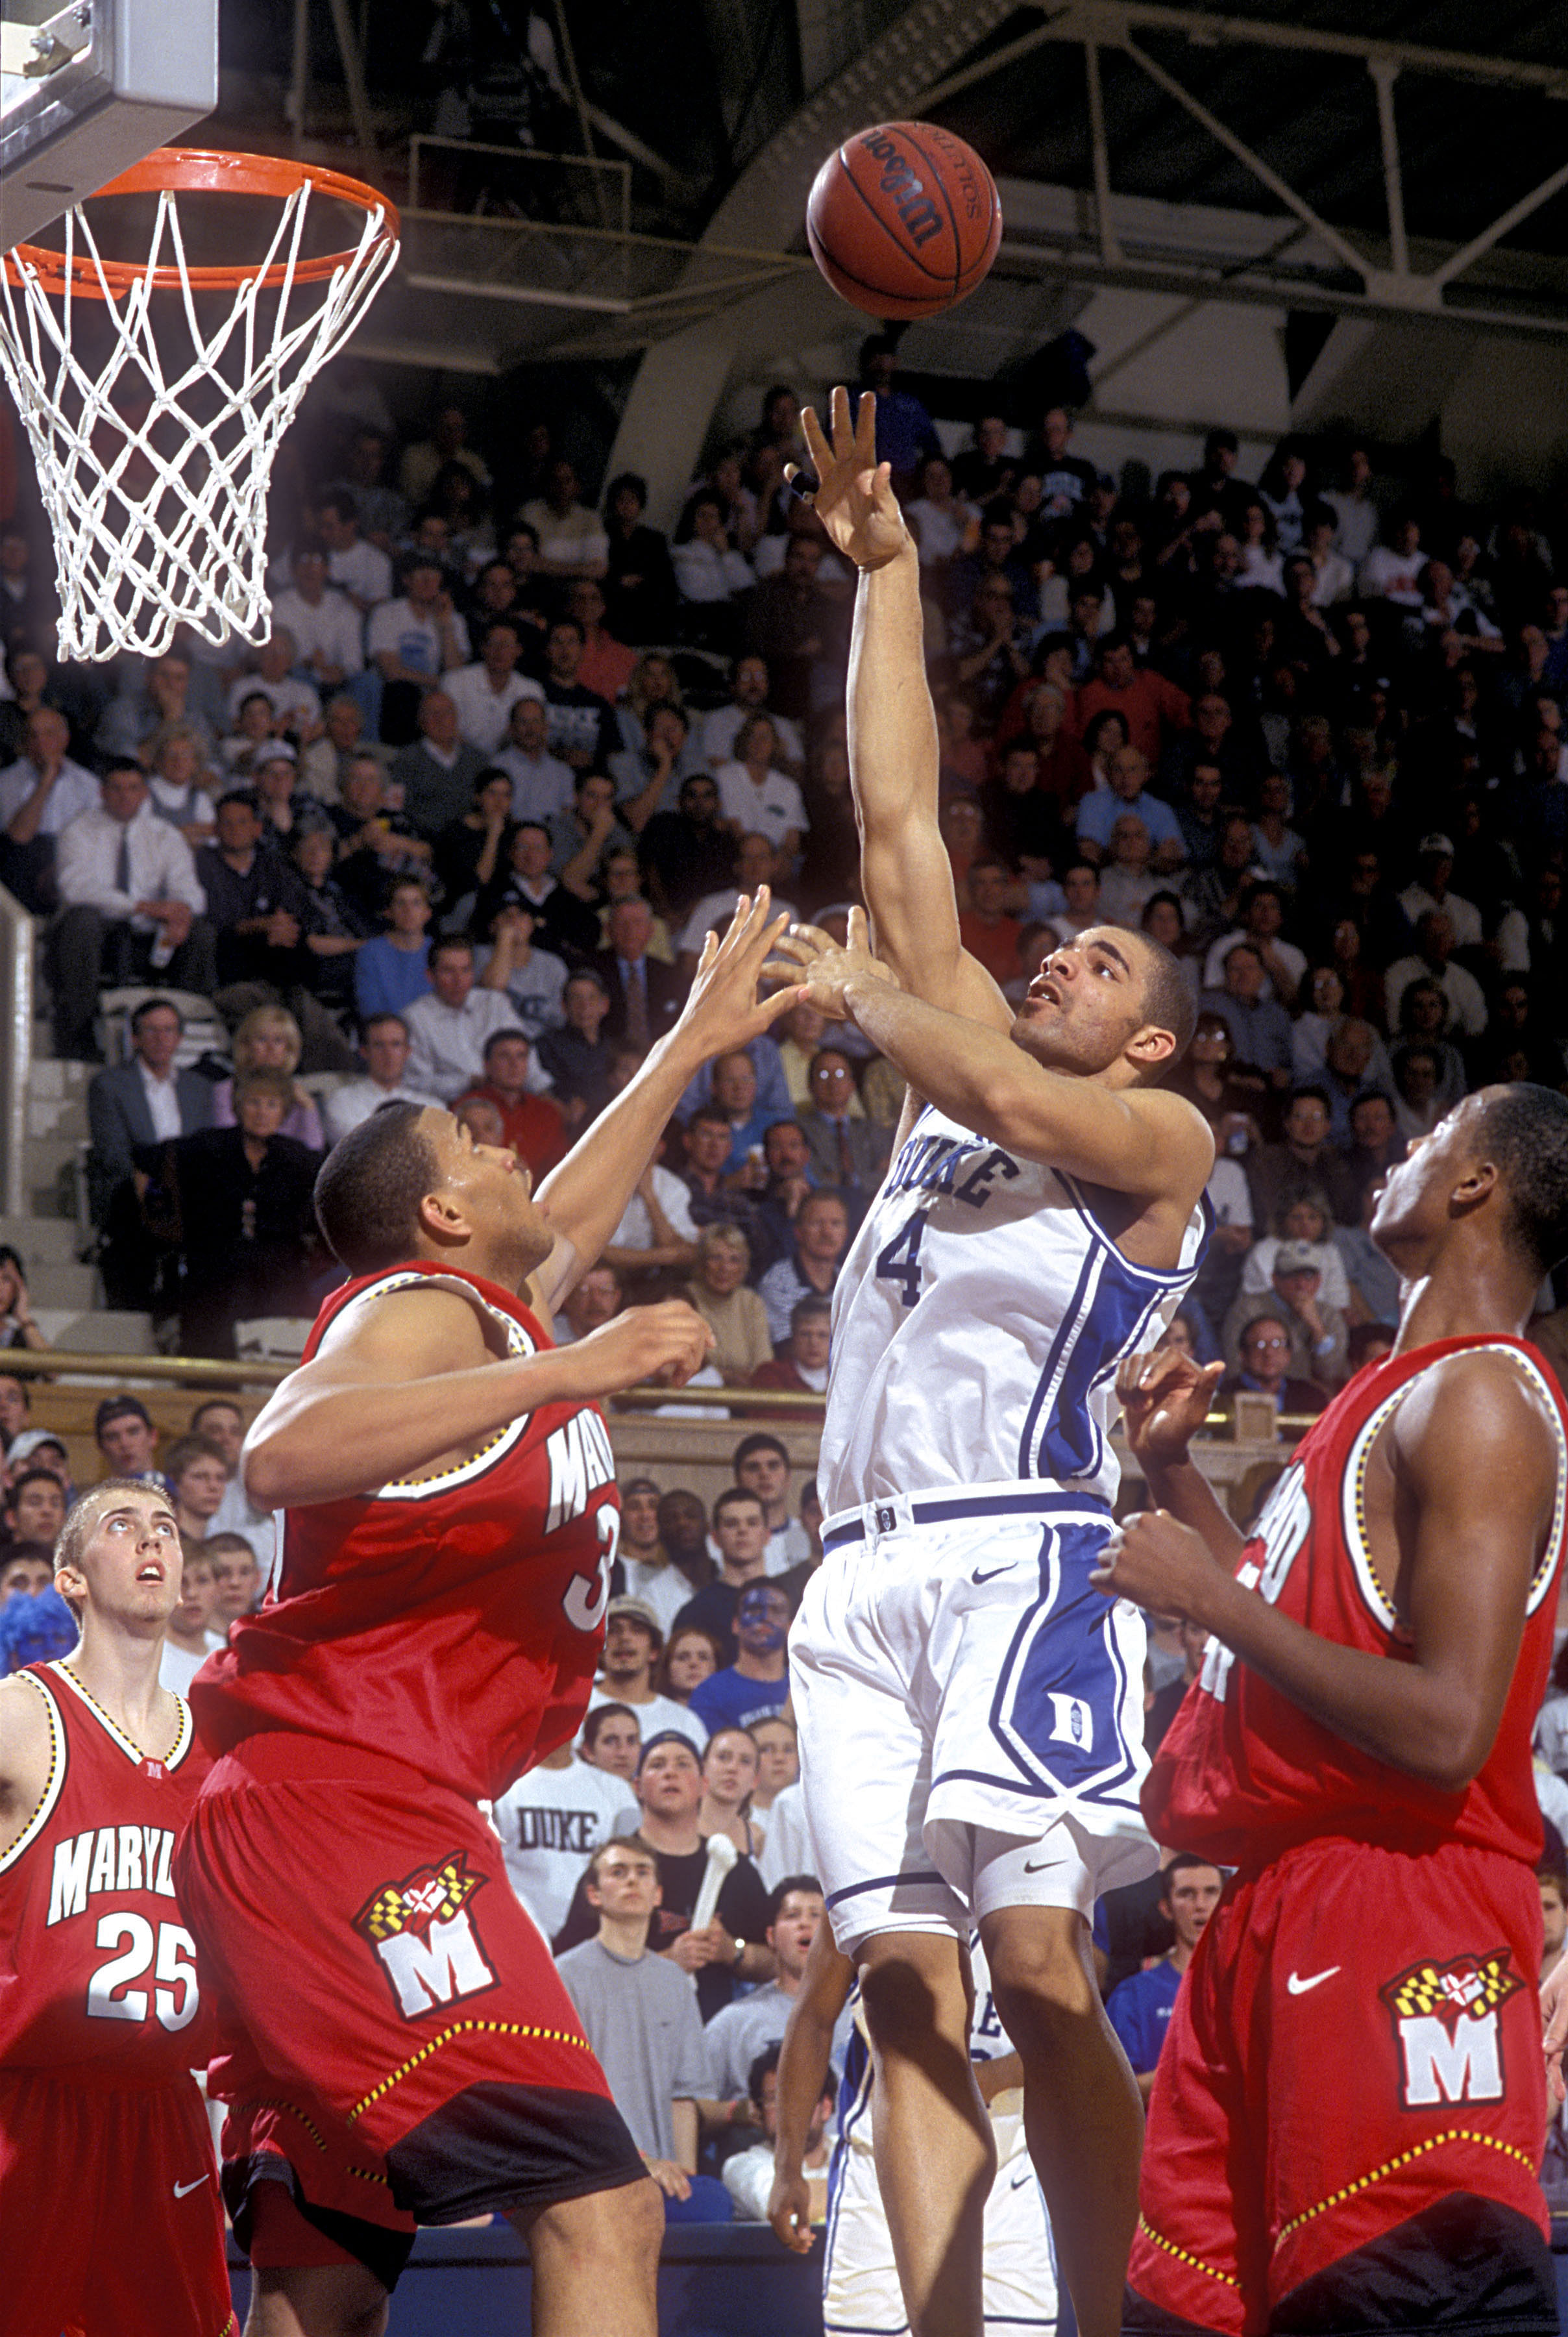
830,381,853,453
798,405,829,474
846,904,872,952
790,919,835,950
751,981,811,1028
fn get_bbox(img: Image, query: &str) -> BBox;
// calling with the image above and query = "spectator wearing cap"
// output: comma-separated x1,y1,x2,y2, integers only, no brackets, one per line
93,1396,167,1491
554,1838,733,2220
587,1598,709,1750
1224,1241,1347,1388
5,1431,71,1496
491,1733,639,1946
250,744,325,856
1217,1311,1330,1421
1397,834,1483,952
366,552,471,745
688,1582,792,1737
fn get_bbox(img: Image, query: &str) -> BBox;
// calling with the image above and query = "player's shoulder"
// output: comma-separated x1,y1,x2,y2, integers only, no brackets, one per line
0,1669,55,1802
313,1274,498,1373
1393,1342,1563,1480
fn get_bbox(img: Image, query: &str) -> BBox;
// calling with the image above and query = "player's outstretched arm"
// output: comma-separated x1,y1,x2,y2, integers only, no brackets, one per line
1116,1348,1242,1572
1092,1351,1559,1788
0,1675,53,1859
770,915,1214,1206
528,892,802,1313
768,1920,855,2255
243,1284,713,1510
795,391,1009,1030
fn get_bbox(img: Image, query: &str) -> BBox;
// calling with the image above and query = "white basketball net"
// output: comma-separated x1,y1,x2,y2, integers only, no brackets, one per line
0,176,399,660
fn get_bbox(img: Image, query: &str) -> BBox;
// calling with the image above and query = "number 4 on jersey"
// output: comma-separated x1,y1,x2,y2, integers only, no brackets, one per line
877,1209,928,1309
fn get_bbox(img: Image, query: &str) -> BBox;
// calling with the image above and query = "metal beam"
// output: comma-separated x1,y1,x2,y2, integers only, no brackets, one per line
1120,33,1370,282
1048,4,1568,99
1369,57,1408,282
1429,150,1568,293
321,0,378,164
912,11,1077,116
1084,37,1121,267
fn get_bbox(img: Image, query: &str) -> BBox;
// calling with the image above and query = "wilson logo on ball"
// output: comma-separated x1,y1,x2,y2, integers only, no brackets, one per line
807,119,1001,321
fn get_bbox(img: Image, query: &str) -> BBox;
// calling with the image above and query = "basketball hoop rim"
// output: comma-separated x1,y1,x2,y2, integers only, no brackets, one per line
3,147,400,296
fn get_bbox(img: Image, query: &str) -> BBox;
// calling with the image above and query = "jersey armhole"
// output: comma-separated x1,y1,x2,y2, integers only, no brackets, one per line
0,1672,67,1876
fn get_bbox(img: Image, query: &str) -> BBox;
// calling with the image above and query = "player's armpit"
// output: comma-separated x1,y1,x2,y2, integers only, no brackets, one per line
0,1675,54,1852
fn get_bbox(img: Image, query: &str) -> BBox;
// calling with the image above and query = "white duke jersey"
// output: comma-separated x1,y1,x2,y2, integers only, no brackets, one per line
820,1106,1210,1515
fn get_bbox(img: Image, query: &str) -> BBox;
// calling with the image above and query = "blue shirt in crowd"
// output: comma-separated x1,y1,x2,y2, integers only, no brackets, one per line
1105,1956,1182,2075
687,1665,791,1737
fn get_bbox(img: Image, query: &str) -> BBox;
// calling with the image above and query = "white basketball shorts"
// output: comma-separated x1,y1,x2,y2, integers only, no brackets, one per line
823,2104,1058,2335
790,1486,1158,1954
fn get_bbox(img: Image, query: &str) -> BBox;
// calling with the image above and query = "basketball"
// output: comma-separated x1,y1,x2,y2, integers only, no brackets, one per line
806,121,1001,321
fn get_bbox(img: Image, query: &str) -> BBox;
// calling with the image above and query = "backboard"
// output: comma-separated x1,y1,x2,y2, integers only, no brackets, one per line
0,0,216,249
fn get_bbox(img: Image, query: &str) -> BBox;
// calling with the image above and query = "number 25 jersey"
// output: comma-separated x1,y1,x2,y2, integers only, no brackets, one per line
820,1104,1210,1515
0,1661,211,2076
1147,1335,1568,1872
190,1262,621,1805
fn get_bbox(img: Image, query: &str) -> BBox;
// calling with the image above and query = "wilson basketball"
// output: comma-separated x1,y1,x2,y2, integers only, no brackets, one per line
806,121,1001,321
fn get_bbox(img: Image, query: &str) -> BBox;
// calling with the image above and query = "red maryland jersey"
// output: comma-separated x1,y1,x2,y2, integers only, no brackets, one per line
1147,1336,1568,1872
0,1661,212,2077
191,1263,620,1803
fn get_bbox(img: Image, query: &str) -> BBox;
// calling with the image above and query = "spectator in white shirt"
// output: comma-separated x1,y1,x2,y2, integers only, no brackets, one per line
520,458,609,581
493,1740,638,1944
225,633,322,736
493,693,575,826
49,761,215,1060
701,657,803,777
443,620,545,756
0,706,101,911
366,554,471,745
715,717,807,861
403,934,533,1100
321,1012,440,1144
676,833,798,963
1384,911,1489,1041
269,543,365,690
601,1144,701,1287
313,489,394,612
1397,834,1484,951
1358,515,1427,608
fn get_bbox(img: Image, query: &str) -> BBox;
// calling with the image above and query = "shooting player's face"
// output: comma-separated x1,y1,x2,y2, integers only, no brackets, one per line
1014,927,1160,1077
419,1109,554,1276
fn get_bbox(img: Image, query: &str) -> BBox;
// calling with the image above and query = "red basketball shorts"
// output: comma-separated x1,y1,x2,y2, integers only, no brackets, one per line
175,1735,644,2276
0,2066,235,2337
1128,1836,1554,2336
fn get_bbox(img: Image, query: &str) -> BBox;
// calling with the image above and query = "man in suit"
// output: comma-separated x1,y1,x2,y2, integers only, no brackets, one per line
86,995,215,1308
594,896,686,1050
796,1046,890,1202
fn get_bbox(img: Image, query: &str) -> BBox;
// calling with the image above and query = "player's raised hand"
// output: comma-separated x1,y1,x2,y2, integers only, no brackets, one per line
789,387,909,571
766,906,898,1022
678,889,805,1053
566,1302,715,1396
1116,1346,1225,1470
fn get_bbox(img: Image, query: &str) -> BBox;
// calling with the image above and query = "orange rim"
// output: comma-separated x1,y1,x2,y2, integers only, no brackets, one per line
3,147,400,296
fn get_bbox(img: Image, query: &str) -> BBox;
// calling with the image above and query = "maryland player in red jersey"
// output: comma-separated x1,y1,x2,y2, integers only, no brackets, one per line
175,895,802,2337
0,1478,234,2337
1092,1083,1568,2337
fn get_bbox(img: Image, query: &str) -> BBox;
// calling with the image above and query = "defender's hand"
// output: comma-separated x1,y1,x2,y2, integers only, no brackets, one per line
676,889,804,1057
765,906,897,1023
1090,1509,1225,1626
789,388,911,572
1116,1349,1225,1470
566,1302,715,1396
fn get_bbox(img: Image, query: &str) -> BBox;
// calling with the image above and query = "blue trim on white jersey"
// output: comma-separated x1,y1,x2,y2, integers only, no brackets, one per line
826,1868,948,1910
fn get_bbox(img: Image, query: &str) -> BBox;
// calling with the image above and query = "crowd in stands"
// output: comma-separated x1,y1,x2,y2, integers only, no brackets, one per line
9,330,1568,2217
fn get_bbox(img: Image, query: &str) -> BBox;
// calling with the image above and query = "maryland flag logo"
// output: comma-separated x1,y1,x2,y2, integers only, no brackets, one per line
354,1853,484,1945
1379,1950,1521,2110
353,1852,496,2020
